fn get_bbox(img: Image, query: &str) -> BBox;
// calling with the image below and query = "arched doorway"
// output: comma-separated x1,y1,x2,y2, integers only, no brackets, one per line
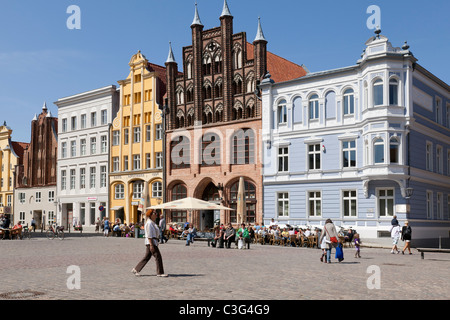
200,182,220,230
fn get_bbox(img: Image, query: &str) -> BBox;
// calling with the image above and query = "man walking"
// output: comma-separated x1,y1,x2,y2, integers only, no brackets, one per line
159,212,168,244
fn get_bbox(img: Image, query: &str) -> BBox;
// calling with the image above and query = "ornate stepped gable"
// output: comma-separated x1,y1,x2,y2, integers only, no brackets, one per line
165,1,307,131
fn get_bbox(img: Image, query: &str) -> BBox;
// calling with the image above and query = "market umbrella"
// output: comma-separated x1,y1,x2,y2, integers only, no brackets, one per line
146,197,234,211
236,177,246,225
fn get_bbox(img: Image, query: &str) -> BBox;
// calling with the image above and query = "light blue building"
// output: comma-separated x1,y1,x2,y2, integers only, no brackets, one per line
261,32,450,240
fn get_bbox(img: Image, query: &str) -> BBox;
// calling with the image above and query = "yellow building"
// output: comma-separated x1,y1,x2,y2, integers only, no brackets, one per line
0,123,28,221
109,51,167,224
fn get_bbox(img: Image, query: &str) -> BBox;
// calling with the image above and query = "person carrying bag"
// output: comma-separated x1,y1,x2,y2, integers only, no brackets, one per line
319,219,339,263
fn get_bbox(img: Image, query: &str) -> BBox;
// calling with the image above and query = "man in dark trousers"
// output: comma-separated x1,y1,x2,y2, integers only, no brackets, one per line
224,223,235,249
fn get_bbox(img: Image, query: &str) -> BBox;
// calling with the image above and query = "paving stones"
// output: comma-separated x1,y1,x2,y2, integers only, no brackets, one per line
0,235,449,300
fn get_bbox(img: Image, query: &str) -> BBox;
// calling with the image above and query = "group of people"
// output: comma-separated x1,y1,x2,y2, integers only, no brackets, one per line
97,217,135,238
210,223,253,249
390,215,413,255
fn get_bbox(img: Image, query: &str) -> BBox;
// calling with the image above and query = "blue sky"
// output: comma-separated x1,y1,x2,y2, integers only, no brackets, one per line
0,0,449,143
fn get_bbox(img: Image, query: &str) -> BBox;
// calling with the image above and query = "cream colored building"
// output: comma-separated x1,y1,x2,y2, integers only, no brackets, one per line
0,123,28,223
109,51,166,224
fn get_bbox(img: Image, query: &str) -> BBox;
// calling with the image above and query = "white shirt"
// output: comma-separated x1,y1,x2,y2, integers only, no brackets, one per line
144,219,159,246
391,225,401,238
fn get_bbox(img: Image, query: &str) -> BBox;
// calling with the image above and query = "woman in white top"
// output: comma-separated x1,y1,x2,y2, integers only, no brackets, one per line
132,210,167,277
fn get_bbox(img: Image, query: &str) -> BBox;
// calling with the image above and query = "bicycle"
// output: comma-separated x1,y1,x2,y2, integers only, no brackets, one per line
21,225,31,240
47,224,65,240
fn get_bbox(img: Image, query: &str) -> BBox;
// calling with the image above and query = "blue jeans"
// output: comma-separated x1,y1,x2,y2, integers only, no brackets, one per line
326,248,332,262
186,233,194,245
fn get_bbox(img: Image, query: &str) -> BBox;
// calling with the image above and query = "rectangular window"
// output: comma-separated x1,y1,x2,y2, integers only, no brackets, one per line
61,170,67,190
436,97,442,125
278,147,289,172
112,131,120,146
342,140,356,168
91,112,97,127
90,167,96,189
70,169,76,190
277,192,289,217
373,80,383,106
80,168,86,189
437,193,443,220
378,189,394,217
133,127,141,143
71,140,77,157
115,185,124,199
61,142,67,158
152,182,163,198
155,124,163,140
101,110,108,125
124,128,129,145
308,191,321,217
112,157,119,172
35,192,41,203
48,211,55,224
124,156,129,171
146,125,151,142
156,152,163,168
145,89,152,101
80,139,86,156
62,118,67,133
90,137,97,155
101,135,107,153
71,116,77,131
100,166,107,188
133,154,141,170
48,191,55,202
436,146,443,174
133,181,143,199
343,190,357,217
308,144,321,170
81,114,86,129
146,153,151,169
19,192,26,204
134,92,142,104
426,191,433,219
426,142,433,171
19,212,26,224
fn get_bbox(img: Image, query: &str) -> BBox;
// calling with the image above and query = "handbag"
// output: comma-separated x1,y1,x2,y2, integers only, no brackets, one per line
325,226,338,243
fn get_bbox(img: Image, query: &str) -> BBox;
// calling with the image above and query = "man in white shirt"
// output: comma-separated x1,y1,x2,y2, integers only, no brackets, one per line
132,210,168,277
390,224,402,254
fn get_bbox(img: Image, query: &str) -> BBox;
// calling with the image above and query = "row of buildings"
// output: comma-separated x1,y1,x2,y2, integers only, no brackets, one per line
2,1,449,240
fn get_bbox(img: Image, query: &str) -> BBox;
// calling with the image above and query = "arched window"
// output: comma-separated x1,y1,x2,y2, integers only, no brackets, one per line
186,60,193,80
232,129,255,165
389,137,399,164
389,78,398,105
170,136,190,169
203,82,212,100
309,94,319,120
176,87,184,105
232,76,243,95
232,46,242,69
246,74,255,93
278,99,287,124
171,184,187,223
114,184,124,199
343,89,354,115
203,55,212,76
214,54,222,74
201,132,220,166
373,79,383,106
214,80,223,98
229,179,256,223
374,138,384,164
186,87,194,103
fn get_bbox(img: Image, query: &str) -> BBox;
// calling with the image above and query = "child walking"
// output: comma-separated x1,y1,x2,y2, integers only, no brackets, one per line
353,233,361,258
335,239,344,262
320,234,328,262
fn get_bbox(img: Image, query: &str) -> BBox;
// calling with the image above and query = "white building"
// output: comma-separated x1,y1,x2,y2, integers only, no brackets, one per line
55,86,119,228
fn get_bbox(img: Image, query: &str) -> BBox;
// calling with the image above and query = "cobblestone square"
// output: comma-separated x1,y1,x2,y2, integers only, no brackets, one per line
0,233,449,302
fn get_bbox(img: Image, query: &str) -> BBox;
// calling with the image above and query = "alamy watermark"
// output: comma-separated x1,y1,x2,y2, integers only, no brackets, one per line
67,5,81,30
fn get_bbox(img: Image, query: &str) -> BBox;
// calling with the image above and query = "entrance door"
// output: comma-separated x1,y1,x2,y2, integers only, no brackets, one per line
33,211,42,229
200,210,214,231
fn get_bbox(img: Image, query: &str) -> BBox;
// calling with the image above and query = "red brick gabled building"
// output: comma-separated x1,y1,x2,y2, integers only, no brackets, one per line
164,1,306,229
